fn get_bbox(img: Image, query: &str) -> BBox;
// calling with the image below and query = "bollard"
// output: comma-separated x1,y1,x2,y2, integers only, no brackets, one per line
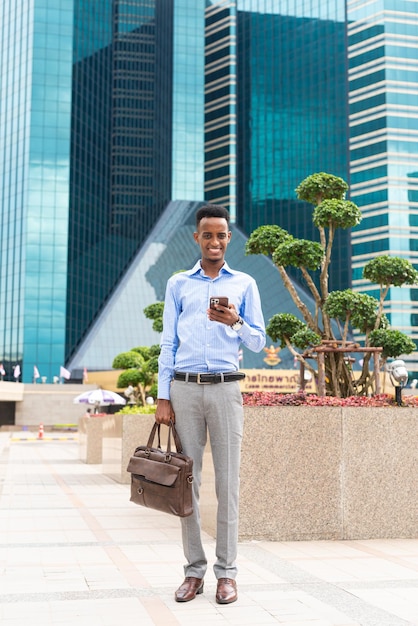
37,423,44,440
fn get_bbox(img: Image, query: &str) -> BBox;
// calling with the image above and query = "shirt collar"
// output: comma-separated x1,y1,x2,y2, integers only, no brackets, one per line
187,260,235,277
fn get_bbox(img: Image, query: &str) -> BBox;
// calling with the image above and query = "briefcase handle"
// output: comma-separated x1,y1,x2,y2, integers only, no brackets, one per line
146,420,184,454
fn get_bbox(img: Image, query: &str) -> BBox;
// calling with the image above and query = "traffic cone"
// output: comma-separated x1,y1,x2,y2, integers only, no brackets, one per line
37,423,44,440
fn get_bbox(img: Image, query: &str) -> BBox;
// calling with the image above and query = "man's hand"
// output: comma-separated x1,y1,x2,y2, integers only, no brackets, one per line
155,398,175,425
207,303,240,326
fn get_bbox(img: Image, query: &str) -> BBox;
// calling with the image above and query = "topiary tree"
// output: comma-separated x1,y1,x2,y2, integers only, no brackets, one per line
112,351,144,370
143,273,186,334
295,171,348,205
369,329,416,362
112,345,160,406
246,172,418,397
363,255,418,329
143,302,165,333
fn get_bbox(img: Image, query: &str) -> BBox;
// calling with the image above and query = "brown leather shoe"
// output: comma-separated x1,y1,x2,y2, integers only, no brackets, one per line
216,577,237,604
174,577,204,602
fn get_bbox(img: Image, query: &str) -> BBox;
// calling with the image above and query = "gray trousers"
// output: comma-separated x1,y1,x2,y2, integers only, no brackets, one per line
170,379,244,580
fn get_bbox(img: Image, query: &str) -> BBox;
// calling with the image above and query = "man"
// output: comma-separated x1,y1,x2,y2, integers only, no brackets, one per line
155,204,266,604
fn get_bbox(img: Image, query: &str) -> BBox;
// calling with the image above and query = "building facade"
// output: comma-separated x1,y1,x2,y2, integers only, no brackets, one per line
1,1,74,384
1,0,203,383
1,0,418,383
204,0,350,290
348,0,418,372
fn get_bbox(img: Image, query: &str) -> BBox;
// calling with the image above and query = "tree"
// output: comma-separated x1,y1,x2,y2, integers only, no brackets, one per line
363,256,418,329
246,172,418,397
112,346,160,406
143,302,164,333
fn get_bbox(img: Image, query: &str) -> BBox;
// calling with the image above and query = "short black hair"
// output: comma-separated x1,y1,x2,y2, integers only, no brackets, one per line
196,204,230,227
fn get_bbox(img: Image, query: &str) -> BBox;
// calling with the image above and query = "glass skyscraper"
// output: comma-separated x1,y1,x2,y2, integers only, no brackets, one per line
1,0,204,382
67,1,174,361
204,0,349,290
348,0,418,372
1,1,74,384
1,0,418,383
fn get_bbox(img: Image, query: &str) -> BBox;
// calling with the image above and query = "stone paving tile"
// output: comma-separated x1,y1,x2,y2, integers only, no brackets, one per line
0,433,417,625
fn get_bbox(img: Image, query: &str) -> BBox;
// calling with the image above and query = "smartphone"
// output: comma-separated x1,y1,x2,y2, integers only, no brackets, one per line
209,297,229,310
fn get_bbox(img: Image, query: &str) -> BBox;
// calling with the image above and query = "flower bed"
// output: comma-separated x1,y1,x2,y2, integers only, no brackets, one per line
242,391,418,407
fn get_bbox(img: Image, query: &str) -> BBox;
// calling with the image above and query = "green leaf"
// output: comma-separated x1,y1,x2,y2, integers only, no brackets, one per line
116,404,156,414
324,290,380,332
143,302,164,333
131,346,152,359
295,172,348,205
363,256,418,287
112,351,144,369
245,225,292,256
313,199,361,229
143,302,164,319
272,238,323,270
116,368,142,388
369,329,416,359
291,328,322,350
266,314,302,346
149,344,161,357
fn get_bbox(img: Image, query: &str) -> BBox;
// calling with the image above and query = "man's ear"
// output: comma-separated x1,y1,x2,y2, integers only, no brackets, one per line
193,231,199,243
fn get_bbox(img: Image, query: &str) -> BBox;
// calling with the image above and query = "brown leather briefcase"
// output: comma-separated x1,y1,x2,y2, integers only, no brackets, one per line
127,421,193,517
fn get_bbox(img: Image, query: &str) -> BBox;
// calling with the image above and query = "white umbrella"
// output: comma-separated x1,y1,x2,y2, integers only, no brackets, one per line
73,388,127,408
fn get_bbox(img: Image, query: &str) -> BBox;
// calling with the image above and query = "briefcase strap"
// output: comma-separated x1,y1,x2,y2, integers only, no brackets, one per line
146,421,184,455
146,422,162,450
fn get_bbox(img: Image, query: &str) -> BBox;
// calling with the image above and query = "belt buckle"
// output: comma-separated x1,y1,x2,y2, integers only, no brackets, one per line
197,373,212,384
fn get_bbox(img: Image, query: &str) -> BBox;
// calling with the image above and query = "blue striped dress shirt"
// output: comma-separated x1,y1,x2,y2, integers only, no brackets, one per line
158,260,266,399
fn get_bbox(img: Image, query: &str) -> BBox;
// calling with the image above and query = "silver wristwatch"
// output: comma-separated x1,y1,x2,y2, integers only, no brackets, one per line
231,316,243,331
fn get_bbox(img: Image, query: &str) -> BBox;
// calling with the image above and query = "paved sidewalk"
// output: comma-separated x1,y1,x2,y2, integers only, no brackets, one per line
0,431,417,626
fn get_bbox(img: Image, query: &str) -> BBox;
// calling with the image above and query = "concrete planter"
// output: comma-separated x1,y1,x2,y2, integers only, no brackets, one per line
99,408,418,541
78,415,104,464
237,406,418,541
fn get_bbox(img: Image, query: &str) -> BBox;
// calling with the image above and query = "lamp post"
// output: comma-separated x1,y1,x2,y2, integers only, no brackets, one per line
387,359,408,406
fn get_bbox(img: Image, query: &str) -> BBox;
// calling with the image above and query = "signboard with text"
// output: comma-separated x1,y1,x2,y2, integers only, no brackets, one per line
239,369,316,394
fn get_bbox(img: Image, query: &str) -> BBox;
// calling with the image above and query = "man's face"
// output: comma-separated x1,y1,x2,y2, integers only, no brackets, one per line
193,217,231,264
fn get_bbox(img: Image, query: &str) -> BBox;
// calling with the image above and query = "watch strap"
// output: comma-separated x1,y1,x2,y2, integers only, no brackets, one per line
231,316,243,331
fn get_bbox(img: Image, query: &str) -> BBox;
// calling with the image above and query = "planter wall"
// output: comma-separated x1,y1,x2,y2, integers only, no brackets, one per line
99,408,418,541
237,406,418,541
341,407,417,539
78,416,104,464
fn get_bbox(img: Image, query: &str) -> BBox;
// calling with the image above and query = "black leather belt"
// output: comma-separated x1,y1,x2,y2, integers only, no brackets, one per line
173,372,245,384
